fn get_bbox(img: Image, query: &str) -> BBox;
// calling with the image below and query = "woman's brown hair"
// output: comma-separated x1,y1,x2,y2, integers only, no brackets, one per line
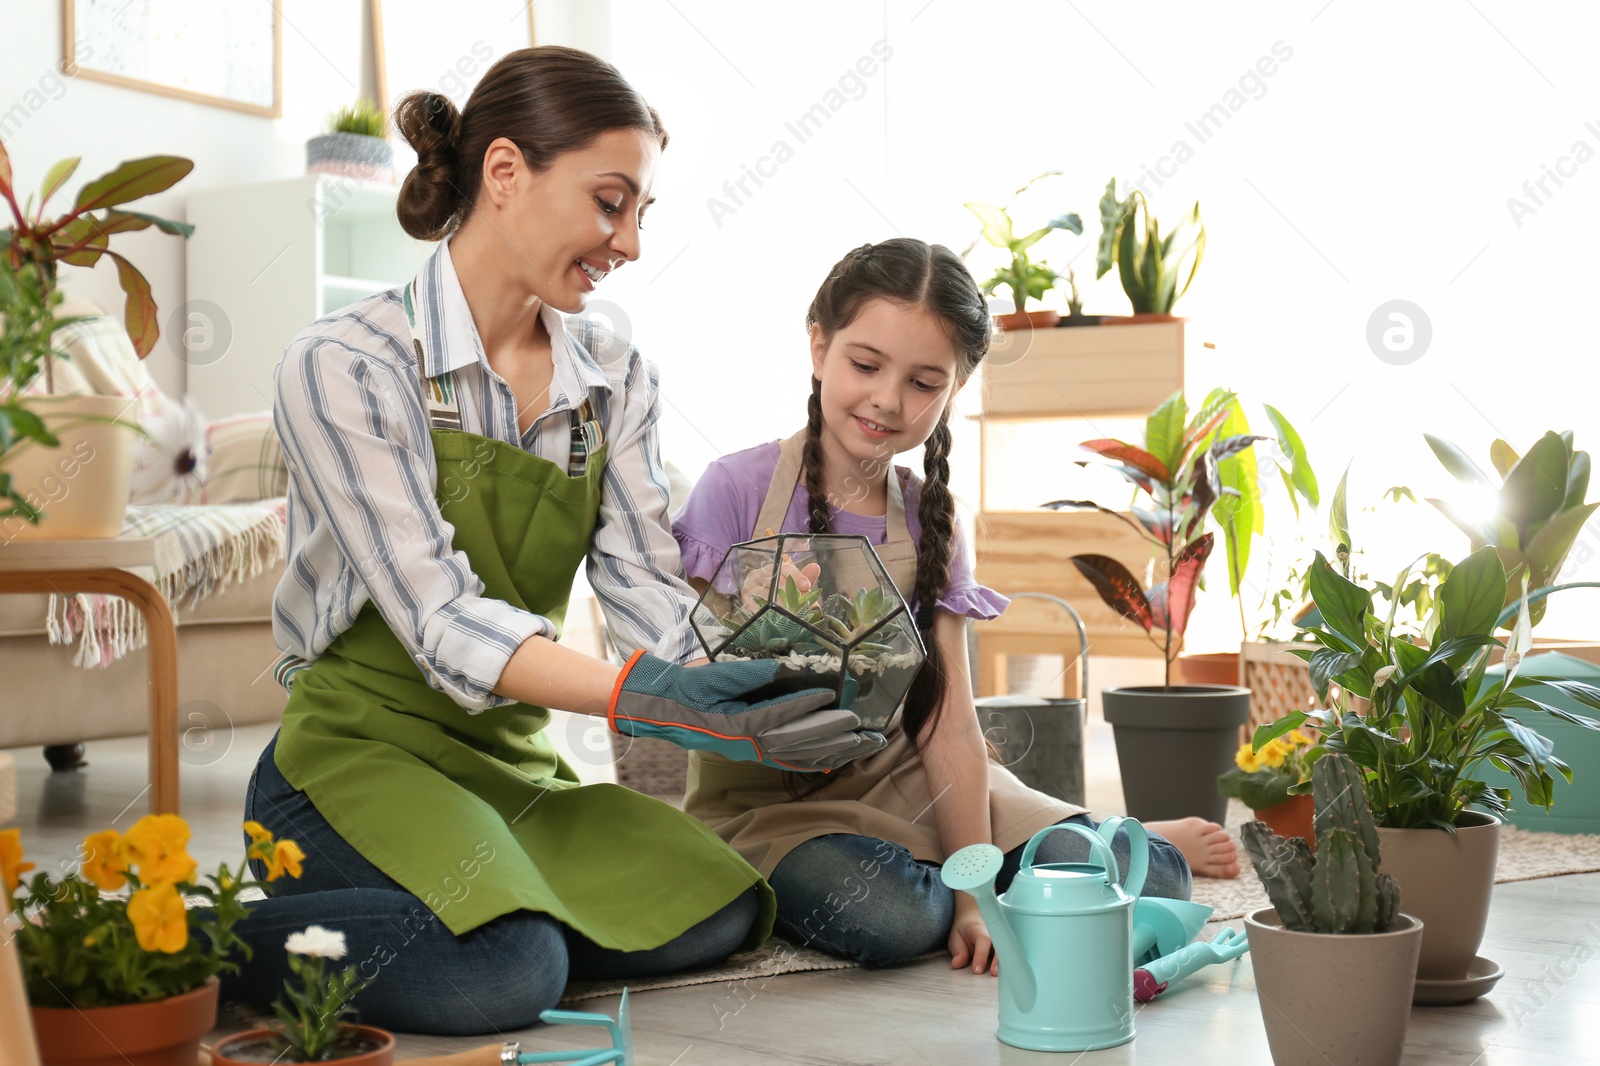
393,45,668,241
802,238,992,755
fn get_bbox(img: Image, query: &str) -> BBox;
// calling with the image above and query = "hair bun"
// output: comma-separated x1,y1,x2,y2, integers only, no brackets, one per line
394,91,464,241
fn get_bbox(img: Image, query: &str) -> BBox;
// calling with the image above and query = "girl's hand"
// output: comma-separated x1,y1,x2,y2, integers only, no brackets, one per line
949,907,1000,976
740,559,821,609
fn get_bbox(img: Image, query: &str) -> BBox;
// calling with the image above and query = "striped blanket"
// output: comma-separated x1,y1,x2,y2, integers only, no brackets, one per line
46,499,288,668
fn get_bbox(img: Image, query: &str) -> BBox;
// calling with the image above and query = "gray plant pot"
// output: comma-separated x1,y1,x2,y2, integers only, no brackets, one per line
1101,684,1250,824
976,695,1086,806
1245,909,1423,1066
306,131,393,182
1376,811,1500,986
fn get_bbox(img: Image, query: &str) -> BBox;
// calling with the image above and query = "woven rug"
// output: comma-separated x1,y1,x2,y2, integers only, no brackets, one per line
45,498,286,667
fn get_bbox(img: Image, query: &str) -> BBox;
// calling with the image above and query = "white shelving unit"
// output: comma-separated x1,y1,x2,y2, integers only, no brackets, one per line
184,174,436,419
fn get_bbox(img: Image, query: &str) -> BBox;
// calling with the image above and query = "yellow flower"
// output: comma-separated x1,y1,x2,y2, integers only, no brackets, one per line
1235,745,1263,773
243,820,273,846
122,814,197,888
0,828,35,894
127,883,188,953
1259,740,1289,769
1288,730,1313,748
80,829,129,892
266,839,306,882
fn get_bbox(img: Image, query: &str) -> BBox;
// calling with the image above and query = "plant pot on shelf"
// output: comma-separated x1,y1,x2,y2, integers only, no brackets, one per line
211,1025,395,1066
1056,313,1104,327
2,394,136,541
994,309,1060,331
1253,794,1314,850
31,976,218,1066
1244,909,1423,1066
1101,313,1184,326
1376,810,1501,994
306,133,393,183
1102,685,1250,825
1178,651,1239,686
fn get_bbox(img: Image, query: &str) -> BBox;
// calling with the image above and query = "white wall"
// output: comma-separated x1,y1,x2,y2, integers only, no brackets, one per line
603,0,1600,644
0,1,367,399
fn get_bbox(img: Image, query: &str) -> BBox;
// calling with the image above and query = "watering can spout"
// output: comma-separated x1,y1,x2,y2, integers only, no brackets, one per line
939,844,1037,1010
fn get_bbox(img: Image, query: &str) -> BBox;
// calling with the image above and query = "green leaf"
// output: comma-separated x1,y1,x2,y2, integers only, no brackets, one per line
1308,551,1371,645
1501,431,1571,534
1310,648,1366,701
1253,712,1308,751
965,200,1014,250
1144,391,1187,473
38,157,81,211
105,249,160,358
70,156,194,214
1438,546,1506,640
1564,449,1591,511
1096,178,1125,279
1524,501,1599,573
1047,211,1083,235
1425,434,1495,489
1329,465,1351,554
1490,439,1520,479
1262,403,1319,509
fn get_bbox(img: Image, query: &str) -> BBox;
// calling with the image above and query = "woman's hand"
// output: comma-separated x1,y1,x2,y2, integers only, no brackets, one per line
949,899,1000,976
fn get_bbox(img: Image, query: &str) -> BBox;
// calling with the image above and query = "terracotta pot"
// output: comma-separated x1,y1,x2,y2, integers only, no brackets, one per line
2,394,135,541
1179,651,1239,686
1100,313,1183,326
1102,685,1251,824
1253,794,1315,851
1245,909,1422,1066
31,977,218,1066
212,1025,395,1066
1376,811,1500,982
994,309,1060,331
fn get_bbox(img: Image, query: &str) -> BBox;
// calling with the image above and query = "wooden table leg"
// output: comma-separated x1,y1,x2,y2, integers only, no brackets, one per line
0,568,179,815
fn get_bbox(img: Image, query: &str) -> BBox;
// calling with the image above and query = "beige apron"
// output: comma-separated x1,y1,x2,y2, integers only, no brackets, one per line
684,431,1086,878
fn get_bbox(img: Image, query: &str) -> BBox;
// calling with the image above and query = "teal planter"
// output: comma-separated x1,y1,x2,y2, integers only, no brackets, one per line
1479,652,1600,834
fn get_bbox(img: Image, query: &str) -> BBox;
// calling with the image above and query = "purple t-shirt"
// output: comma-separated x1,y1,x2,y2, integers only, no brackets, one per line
671,440,1009,621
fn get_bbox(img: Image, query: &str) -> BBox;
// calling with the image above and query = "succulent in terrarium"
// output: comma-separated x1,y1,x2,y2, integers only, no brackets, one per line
693,534,925,732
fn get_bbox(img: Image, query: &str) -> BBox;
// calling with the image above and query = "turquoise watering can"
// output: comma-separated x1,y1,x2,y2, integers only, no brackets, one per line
940,817,1148,1053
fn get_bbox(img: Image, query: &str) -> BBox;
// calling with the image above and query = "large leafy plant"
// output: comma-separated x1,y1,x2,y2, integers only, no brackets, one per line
963,171,1084,316
1096,177,1205,315
1423,430,1594,625
0,140,194,518
1258,546,1600,830
1046,389,1271,687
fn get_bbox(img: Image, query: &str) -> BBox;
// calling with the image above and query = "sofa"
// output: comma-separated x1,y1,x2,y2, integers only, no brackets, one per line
0,298,289,762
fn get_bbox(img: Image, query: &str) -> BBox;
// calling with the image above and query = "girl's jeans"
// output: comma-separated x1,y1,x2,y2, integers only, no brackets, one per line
220,734,760,1036
767,816,1192,966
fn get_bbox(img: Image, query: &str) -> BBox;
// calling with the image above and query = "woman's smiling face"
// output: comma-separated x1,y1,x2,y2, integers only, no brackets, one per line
810,297,963,470
477,127,660,313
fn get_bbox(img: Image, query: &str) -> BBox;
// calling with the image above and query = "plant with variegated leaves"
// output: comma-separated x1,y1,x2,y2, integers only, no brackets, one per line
0,139,194,518
1046,389,1307,687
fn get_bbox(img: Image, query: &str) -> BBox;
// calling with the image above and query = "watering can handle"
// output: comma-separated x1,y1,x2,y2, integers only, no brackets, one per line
1017,822,1120,885
1093,816,1149,898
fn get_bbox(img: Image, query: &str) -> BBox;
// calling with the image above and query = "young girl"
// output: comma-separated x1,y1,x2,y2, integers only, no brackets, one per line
673,238,1239,974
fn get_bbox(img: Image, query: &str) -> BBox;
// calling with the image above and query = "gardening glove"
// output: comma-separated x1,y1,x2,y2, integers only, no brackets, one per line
608,652,887,772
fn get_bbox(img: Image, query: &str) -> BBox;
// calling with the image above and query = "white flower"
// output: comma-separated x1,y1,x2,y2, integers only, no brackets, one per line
284,925,347,959
1373,665,1398,687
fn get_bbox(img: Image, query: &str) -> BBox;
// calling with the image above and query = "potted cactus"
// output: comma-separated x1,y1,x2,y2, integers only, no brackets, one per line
1242,753,1423,1066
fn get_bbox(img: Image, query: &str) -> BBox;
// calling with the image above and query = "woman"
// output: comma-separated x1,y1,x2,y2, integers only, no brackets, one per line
228,46,881,1036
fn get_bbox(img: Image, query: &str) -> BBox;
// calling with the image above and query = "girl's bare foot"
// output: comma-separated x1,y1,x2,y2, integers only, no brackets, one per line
1147,817,1240,879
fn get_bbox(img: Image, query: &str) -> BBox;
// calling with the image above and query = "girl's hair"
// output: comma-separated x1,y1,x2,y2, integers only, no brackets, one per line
802,238,992,753
393,46,668,241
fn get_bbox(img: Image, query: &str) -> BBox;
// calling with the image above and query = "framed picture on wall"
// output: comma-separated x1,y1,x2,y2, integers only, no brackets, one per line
373,0,535,113
61,0,282,117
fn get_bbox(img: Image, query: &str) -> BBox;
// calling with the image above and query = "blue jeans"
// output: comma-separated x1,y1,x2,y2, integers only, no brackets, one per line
221,735,760,1036
767,816,1193,967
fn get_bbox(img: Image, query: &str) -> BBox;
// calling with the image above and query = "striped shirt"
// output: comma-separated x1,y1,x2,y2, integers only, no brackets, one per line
271,237,700,712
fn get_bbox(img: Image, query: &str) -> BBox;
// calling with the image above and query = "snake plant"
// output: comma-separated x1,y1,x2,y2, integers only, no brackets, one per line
1095,177,1205,315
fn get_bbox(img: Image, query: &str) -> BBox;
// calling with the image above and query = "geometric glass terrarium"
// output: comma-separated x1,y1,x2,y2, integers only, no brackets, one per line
691,533,926,731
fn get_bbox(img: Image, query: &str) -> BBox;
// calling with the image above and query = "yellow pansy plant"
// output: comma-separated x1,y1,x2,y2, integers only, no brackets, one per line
1219,728,1322,812
5,816,307,1009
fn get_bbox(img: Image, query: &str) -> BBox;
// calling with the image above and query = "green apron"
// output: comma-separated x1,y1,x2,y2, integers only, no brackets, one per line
273,295,775,951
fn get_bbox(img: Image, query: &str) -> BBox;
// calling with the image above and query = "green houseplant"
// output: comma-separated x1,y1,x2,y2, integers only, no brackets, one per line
1046,388,1271,822
1095,177,1205,321
1242,753,1423,1066
1257,541,1600,990
1217,727,1319,845
0,141,193,531
963,171,1085,330
307,99,393,183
